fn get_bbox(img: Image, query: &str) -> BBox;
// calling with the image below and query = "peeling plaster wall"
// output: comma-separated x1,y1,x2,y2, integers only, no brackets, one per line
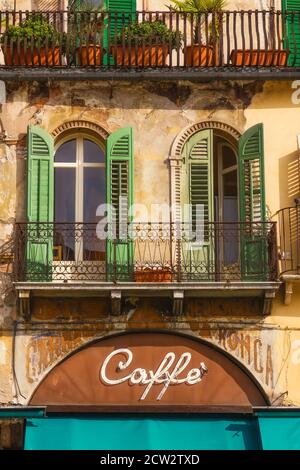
0,78,300,408
4,317,299,406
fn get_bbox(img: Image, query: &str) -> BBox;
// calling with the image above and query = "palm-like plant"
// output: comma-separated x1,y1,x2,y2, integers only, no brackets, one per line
169,0,227,12
69,0,105,45
168,0,227,44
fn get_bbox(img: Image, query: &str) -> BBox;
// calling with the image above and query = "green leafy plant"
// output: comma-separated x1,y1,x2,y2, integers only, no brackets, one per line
117,20,182,49
1,16,64,49
168,0,227,45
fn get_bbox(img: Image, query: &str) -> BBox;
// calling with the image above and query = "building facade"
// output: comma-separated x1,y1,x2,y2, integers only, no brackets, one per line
0,0,300,450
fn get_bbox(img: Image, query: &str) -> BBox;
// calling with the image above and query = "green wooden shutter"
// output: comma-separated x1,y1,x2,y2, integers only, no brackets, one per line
103,0,136,64
106,127,133,281
282,0,300,66
182,129,214,280
239,123,267,281
26,126,54,282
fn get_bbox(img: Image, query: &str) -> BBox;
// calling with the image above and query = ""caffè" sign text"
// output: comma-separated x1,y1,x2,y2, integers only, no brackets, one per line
100,348,208,401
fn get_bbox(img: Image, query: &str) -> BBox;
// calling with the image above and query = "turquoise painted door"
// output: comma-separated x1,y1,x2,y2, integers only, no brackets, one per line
25,415,262,450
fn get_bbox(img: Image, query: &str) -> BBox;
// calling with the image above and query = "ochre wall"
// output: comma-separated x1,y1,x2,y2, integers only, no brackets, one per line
0,78,300,408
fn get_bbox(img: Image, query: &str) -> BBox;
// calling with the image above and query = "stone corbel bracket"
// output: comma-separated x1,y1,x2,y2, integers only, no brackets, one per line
263,290,276,316
281,275,300,306
18,290,31,320
173,290,184,316
111,290,122,316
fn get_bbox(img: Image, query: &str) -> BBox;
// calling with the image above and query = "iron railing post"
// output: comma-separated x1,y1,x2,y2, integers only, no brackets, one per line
113,237,117,283
176,222,182,283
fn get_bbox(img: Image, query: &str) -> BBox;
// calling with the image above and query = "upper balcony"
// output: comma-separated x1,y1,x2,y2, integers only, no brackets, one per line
0,9,300,80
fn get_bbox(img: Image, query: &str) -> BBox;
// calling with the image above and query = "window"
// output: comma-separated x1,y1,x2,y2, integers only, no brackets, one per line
26,124,134,281
179,123,266,280
54,135,106,262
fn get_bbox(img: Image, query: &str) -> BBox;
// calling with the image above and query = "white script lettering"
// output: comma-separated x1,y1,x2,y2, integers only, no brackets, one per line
100,348,208,401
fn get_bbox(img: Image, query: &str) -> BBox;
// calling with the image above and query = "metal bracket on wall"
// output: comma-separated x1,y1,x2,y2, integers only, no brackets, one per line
281,275,300,306
284,281,294,306
18,290,31,320
173,290,184,316
263,290,276,316
111,290,122,316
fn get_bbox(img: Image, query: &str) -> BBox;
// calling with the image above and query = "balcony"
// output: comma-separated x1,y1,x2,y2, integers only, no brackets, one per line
278,204,300,304
0,9,299,81
13,221,280,316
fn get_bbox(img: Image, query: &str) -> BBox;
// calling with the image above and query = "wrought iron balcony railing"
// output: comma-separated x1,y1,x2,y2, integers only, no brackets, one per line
278,205,300,275
0,10,298,72
13,221,278,283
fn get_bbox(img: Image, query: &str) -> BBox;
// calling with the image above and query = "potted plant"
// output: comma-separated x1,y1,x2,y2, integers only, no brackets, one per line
69,1,105,66
134,265,173,282
168,0,227,67
230,46,289,67
1,16,64,66
229,4,289,67
111,20,181,67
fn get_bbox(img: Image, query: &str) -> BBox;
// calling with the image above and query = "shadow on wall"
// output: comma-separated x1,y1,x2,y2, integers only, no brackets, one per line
279,151,300,209
15,135,27,222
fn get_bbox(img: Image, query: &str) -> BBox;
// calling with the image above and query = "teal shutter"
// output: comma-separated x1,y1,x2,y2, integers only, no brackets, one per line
239,123,267,281
103,0,136,64
282,0,300,66
106,127,133,281
26,126,54,281
182,129,214,280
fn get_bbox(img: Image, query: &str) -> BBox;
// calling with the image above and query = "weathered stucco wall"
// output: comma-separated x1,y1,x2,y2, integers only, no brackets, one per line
138,1,279,11
1,79,299,215
0,78,300,408
0,1,281,11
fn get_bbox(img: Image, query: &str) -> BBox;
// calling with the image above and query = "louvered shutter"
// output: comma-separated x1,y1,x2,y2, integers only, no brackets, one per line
27,126,54,281
239,123,267,280
182,129,214,280
106,127,133,280
103,0,136,64
282,0,300,66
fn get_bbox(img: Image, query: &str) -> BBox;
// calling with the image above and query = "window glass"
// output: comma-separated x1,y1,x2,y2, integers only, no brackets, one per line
223,169,238,197
83,167,106,260
55,139,76,163
54,167,76,261
222,145,236,169
84,139,105,163
83,167,105,222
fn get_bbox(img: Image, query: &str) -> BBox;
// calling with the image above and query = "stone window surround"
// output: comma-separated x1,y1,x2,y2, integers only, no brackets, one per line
51,120,109,142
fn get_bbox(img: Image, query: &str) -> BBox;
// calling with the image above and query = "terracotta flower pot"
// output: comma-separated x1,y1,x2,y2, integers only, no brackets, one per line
230,49,288,66
110,45,169,67
76,45,103,66
134,267,173,283
185,44,216,67
2,45,61,66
